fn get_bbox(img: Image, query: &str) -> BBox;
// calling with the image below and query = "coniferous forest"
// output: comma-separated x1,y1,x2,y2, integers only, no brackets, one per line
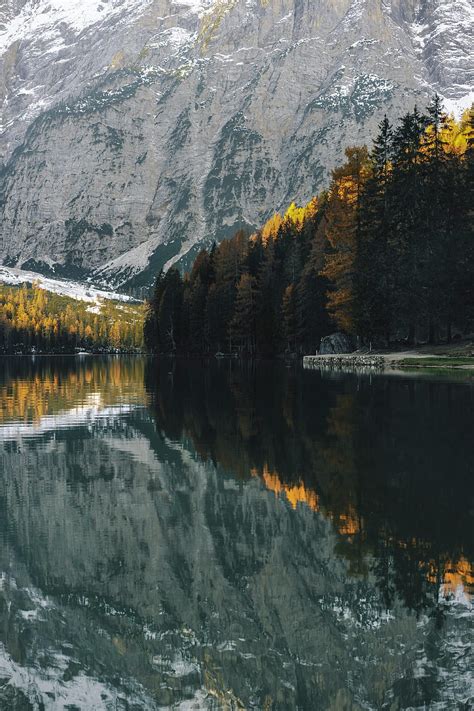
0,283,145,353
145,99,474,356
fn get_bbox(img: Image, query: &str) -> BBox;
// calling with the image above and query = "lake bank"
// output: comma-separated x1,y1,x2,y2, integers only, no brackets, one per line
304,341,474,374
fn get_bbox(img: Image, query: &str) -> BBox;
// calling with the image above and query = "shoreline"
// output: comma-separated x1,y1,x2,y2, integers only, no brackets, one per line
304,351,474,373
2,347,473,374
0,351,147,358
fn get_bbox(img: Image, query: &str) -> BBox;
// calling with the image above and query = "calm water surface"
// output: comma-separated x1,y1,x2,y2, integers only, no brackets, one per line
0,356,472,710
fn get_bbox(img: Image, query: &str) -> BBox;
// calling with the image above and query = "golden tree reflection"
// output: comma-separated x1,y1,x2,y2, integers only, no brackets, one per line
252,465,320,512
0,357,147,425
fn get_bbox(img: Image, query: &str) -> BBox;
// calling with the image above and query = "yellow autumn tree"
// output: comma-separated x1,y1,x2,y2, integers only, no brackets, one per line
0,283,145,352
321,146,370,333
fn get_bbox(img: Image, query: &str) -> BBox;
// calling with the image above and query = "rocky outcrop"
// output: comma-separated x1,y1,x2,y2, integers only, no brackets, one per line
319,332,356,354
0,1,472,287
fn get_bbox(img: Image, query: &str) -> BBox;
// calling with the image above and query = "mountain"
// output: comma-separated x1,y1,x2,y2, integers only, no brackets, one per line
0,0,472,289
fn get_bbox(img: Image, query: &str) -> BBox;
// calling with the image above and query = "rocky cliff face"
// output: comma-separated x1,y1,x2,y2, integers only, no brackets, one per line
0,0,472,288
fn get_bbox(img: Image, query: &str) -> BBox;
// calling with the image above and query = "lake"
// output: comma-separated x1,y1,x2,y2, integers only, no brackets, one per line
0,356,472,710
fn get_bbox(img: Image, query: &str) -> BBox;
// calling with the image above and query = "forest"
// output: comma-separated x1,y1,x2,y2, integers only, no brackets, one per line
145,98,473,356
0,283,145,353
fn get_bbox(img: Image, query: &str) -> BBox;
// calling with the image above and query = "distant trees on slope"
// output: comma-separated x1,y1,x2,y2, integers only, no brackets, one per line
0,284,145,353
145,99,473,356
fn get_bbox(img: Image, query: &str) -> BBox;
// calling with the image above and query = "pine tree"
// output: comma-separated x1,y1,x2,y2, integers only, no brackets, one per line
144,270,165,352
231,273,257,354
296,213,332,352
158,269,184,353
423,95,451,342
187,250,214,353
282,284,297,353
354,117,394,344
255,236,278,355
390,108,428,343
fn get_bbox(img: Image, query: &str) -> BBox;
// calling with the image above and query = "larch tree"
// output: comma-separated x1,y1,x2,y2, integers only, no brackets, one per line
321,146,370,333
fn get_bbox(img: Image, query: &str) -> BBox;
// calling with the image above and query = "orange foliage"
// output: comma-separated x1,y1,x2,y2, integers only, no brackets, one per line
252,465,320,512
321,147,370,332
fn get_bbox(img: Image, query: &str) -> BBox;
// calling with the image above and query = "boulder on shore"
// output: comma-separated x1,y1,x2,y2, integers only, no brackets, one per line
319,333,356,355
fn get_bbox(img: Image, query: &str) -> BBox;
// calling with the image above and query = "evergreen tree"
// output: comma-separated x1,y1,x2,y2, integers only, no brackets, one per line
423,95,451,342
144,270,165,352
255,236,278,355
158,269,184,353
188,250,214,353
296,213,332,353
354,116,394,344
390,108,429,342
282,284,297,353
231,273,257,354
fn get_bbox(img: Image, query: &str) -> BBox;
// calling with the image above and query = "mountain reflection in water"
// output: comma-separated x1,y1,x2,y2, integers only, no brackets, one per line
0,356,472,710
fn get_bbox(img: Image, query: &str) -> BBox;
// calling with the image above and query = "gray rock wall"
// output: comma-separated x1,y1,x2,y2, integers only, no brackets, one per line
0,0,472,286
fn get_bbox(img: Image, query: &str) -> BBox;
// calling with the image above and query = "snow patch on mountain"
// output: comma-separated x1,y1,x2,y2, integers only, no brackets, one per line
0,266,137,304
443,91,474,119
92,237,162,286
0,0,154,54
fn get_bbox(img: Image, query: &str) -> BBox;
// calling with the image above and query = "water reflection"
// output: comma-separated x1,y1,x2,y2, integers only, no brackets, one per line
148,360,474,606
0,356,472,709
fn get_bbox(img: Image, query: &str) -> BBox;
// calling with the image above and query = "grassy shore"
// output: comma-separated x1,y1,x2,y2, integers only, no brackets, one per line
395,356,474,369
379,340,474,373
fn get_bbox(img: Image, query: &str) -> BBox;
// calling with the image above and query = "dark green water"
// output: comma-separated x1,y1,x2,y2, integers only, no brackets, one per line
0,356,472,710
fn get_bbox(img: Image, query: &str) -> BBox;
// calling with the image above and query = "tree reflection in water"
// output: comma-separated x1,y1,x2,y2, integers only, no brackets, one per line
146,359,474,611
0,356,471,709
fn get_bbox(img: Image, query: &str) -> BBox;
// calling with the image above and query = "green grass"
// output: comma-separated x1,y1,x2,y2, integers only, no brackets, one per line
397,356,474,370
